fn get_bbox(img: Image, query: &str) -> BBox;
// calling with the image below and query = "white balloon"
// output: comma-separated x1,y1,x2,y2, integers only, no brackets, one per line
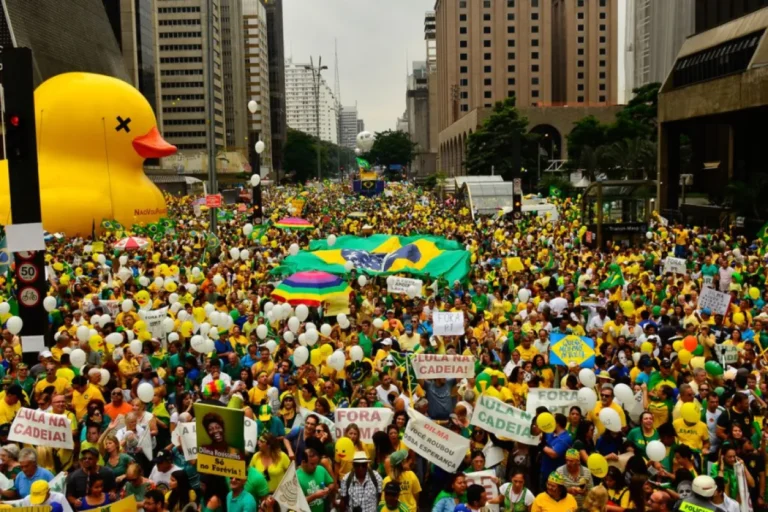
186,284,197,294
305,330,318,346
337,314,348,324
266,311,275,322
578,368,596,388
62,347,71,355
192,267,201,276
97,254,106,265
83,245,92,253
129,340,143,356
328,351,346,371
119,255,129,266
350,346,364,362
358,275,368,287
646,232,653,240
295,304,309,322
199,323,211,336
327,234,337,247
162,317,175,333
373,318,384,329
247,100,258,113
204,303,215,315
138,310,147,320
43,296,57,312
255,141,266,154
0,303,10,315
170,302,182,314
305,322,316,332
190,335,205,352
167,332,180,343
406,285,419,298
230,247,241,260
264,340,277,354
221,314,233,330
126,330,135,341
178,310,189,322
99,369,110,386
70,349,86,368
614,383,634,405
138,276,150,287
169,293,180,305
577,387,597,413
264,302,274,314
289,243,299,256
89,328,98,339
105,332,123,345
256,324,268,340
339,319,350,329
293,346,309,366
98,314,111,327
118,267,132,282
344,261,355,271
646,440,666,462
386,276,395,286
121,299,134,313
356,131,375,152
213,274,224,286
203,339,215,354
298,333,307,346
240,250,250,261
209,329,220,340
518,289,531,303
137,383,154,403
284,331,295,343
599,407,622,432
320,324,332,337
76,326,90,342
287,317,300,333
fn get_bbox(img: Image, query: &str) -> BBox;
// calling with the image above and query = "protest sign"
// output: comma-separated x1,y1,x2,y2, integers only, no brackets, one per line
412,353,475,379
433,312,465,336
334,408,393,443
174,422,198,461
8,408,74,450
402,409,469,472
143,307,168,340
273,462,312,512
663,257,687,275
470,395,539,445
717,344,739,366
735,462,752,512
300,407,336,440
526,389,580,417
548,334,595,368
698,287,730,316
387,277,423,297
703,275,714,288
483,441,505,468
465,470,500,512
194,403,246,479
244,416,258,453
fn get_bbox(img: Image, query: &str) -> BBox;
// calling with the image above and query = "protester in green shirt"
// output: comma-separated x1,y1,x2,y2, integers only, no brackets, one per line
296,447,336,512
626,412,660,459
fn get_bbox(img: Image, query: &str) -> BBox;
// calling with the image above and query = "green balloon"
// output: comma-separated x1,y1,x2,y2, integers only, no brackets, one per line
652,306,661,316
715,386,725,396
705,360,723,376
692,344,704,357
733,272,743,284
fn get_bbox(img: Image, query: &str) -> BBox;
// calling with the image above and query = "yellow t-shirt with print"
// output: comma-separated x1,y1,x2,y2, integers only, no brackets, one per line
0,399,20,425
516,345,539,362
672,418,708,451
382,471,422,512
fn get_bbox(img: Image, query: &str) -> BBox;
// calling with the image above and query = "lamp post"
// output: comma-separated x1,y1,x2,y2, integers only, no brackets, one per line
206,0,218,233
537,132,550,184
248,100,265,225
305,57,328,181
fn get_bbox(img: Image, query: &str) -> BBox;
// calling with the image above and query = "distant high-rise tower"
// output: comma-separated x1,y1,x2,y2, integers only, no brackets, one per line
242,0,273,173
285,59,337,143
340,106,358,148
357,119,365,134
263,0,286,176
221,0,247,150
156,0,225,151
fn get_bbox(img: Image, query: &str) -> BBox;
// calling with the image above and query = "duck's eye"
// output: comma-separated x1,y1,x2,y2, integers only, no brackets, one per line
115,116,132,133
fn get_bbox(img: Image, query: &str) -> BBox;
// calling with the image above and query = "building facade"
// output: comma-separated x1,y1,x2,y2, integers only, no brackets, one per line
221,0,247,151
694,0,768,33
624,0,694,98
357,119,365,133
407,61,437,178
243,0,273,173
156,0,225,151
263,0,286,175
340,106,358,148
285,59,337,143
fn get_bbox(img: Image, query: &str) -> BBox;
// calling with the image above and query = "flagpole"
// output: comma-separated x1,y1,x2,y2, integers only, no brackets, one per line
405,352,413,398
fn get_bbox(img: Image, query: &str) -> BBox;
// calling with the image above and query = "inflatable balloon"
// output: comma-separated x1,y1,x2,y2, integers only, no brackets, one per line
328,351,346,371
705,360,723,376
293,346,309,366
614,383,634,405
337,314,348,324
190,335,205,352
284,331,295,344
646,440,666,462
129,340,143,356
121,299,133,313
70,349,86,368
328,234,337,247
683,336,698,352
99,369,110,386
599,408,621,432
305,330,319,346
681,403,700,424
690,356,706,370
344,261,355,271
641,342,654,354
76,325,90,342
678,349,692,365
672,340,683,353
298,333,307,346
137,383,154,403
350,346,364,362
577,387,597,412
167,332,179,343
335,436,356,462
180,321,194,337
264,340,277,354
356,131,375,152
243,223,253,236
518,289,531,303
587,453,608,478
0,303,10,315
537,412,555,434
295,304,309,322
43,296,57,312
289,244,299,256
578,369,596,388
358,275,368,287
256,325,268,340
287,317,300,333
320,324,332,337
733,312,745,325
373,318,384,329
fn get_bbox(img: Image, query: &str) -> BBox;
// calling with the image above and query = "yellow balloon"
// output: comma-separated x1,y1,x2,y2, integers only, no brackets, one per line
139,330,152,341
91,254,100,263
134,320,147,332
641,342,654,354
310,350,323,367
733,312,745,325
158,264,169,276
260,235,268,245
75,267,83,276
180,321,194,337
334,437,355,462
681,402,699,424
0,73,170,236
587,453,608,478
672,340,683,352
152,253,161,264
52,262,64,272
678,349,693,365
60,275,71,285
320,344,334,357
164,280,178,293
537,412,556,433
193,307,206,324
750,287,760,300
690,356,705,370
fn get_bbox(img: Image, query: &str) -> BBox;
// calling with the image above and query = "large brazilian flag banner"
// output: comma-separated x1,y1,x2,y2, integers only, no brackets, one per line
273,235,471,284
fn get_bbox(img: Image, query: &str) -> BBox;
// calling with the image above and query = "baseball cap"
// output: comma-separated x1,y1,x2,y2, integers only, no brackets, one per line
29,480,49,505
154,450,172,463
660,359,673,369
258,404,272,422
381,338,392,346
40,351,53,359
384,482,402,495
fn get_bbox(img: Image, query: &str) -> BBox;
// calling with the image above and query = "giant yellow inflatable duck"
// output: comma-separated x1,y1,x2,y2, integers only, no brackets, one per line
0,73,176,235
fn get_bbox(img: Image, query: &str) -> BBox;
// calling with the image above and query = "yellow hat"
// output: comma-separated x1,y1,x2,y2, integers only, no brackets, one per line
29,480,49,505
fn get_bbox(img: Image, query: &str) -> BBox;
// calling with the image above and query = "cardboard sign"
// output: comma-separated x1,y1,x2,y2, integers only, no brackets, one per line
91,496,137,512
273,462,311,512
526,389,580,417
717,344,739,366
433,311,465,336
402,408,469,472
205,195,222,207
387,277,423,297
174,421,198,461
9,408,74,450
334,408,393,443
702,275,714,288
411,353,475,379
143,307,168,340
194,403,246,479
470,395,539,445
698,287,731,316
548,334,595,368
465,470,500,512
663,257,687,275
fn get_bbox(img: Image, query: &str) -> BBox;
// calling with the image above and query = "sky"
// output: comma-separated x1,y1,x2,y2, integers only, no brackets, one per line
283,0,435,134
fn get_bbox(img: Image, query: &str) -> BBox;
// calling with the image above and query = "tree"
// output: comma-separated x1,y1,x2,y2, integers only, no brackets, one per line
366,130,417,169
600,138,657,180
566,116,609,164
465,98,537,179
609,82,660,142
284,128,356,182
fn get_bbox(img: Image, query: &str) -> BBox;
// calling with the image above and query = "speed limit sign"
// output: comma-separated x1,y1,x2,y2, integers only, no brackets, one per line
16,251,35,260
17,262,38,283
18,287,40,307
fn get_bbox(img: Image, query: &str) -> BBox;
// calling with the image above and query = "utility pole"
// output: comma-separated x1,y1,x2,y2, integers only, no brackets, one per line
334,40,342,181
206,0,218,232
305,57,327,181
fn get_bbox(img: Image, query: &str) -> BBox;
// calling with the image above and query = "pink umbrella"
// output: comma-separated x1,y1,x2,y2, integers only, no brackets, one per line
114,236,150,251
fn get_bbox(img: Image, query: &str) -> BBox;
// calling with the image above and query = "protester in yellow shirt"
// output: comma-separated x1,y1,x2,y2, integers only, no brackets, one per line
72,376,105,421
672,417,709,453
587,385,627,435
34,364,73,399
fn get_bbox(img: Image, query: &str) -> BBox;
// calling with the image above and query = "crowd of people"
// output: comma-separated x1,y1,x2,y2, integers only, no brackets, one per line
0,180,762,512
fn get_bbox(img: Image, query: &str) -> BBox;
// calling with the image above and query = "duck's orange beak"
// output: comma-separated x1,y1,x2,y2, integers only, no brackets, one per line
132,127,177,158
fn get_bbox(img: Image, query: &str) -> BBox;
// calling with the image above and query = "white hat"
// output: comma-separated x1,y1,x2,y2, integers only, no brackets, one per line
692,475,716,498
381,338,392,346
352,451,369,463
40,351,53,359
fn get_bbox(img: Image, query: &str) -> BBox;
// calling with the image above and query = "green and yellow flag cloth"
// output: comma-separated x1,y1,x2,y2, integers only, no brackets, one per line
599,263,625,291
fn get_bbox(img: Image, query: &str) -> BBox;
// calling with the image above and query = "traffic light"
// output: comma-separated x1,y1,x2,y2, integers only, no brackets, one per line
511,178,522,220
4,111,25,158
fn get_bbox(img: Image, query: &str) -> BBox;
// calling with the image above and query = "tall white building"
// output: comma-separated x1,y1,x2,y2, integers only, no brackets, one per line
285,59,338,144
425,10,436,71
340,106,358,149
625,0,695,98
243,0,273,172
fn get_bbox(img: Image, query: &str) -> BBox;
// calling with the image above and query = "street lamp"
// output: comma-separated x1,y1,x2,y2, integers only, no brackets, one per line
248,99,264,225
305,57,328,181
537,133,550,184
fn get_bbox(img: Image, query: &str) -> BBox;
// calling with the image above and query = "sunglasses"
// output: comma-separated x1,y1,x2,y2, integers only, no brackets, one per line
600,394,612,399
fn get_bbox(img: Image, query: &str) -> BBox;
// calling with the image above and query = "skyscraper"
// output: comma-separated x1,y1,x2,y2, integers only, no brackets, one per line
243,0,273,173
357,119,365,134
340,106,359,149
220,0,247,151
156,0,225,151
285,59,337,143
263,0,287,176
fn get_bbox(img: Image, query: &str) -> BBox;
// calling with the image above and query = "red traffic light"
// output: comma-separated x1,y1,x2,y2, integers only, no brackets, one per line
8,115,20,127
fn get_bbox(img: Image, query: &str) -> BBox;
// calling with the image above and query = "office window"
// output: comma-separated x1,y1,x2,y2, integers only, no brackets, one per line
577,60,584,68
578,72,584,79
508,26,515,33
484,26,491,33
507,64,515,72
484,65,492,72
483,0,491,6
484,40,492,47
508,90,515,97
460,41,467,48
578,96,584,102
578,36,584,44
461,104,469,112
507,13,515,20
532,0,538,6
532,26,539,33
532,77,539,85
507,52,516,59
532,64,539,72
600,24,606,31
484,13,491,21
507,0,514,6
459,0,466,7
508,39,515,47
578,12,584,19
532,90,539,98
599,95,606,102
599,84,606,91
577,84,584,91
600,48,606,55
484,53,492,60
460,78,469,86
600,36,606,43
532,39,539,47
531,13,539,20
484,78,492,85
460,53,468,61
600,12,606,19
578,0,584,6
599,0,606,6
578,48,584,55
507,77,516,85
484,91,492,98
578,24,584,31
461,91,468,99
460,14,467,21
599,71,606,79
532,52,539,59
600,60,606,67
461,66,468,73
485,104,493,107
460,27,467,34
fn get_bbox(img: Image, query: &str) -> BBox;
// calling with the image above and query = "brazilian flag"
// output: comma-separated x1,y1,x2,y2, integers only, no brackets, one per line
272,234,471,284
599,263,625,291
131,224,146,235
758,221,768,255
356,157,371,170
389,352,417,395
205,232,220,250
101,220,114,231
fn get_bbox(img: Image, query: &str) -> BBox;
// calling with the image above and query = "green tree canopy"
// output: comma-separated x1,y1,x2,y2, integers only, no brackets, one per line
366,130,417,169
